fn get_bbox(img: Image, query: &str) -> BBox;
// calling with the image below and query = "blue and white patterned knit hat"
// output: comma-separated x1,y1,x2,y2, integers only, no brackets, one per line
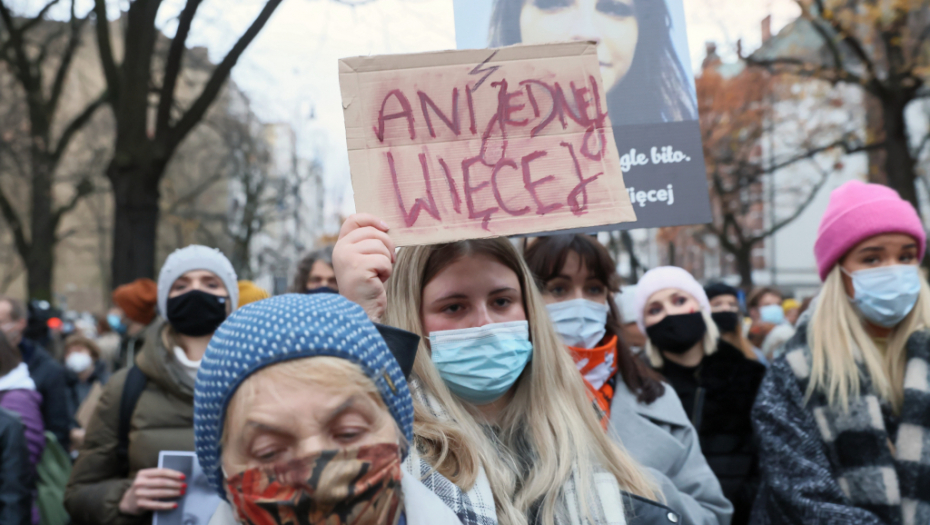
194,293,414,498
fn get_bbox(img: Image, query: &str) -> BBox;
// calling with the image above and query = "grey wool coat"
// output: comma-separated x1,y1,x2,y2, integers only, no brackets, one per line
609,381,733,525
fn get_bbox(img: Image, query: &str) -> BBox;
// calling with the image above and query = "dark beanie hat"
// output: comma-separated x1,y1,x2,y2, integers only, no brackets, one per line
704,282,739,301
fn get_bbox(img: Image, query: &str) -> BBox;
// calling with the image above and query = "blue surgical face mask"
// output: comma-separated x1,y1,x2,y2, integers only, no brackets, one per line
545,299,609,349
844,265,922,328
107,313,126,335
759,304,785,325
429,321,533,405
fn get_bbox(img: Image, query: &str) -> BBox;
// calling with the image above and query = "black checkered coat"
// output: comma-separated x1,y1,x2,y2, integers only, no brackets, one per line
750,321,930,525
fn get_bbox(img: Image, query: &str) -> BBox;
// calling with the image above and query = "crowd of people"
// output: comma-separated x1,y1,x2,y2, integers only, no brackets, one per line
0,180,927,525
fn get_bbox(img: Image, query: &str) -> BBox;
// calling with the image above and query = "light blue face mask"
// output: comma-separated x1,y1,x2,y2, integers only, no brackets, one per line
545,299,609,349
107,313,126,335
759,304,785,325
845,264,922,328
429,320,533,405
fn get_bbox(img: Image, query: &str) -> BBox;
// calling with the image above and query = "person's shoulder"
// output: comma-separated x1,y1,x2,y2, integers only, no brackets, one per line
631,382,692,428
103,367,132,392
710,339,758,366
0,388,42,412
26,344,65,375
0,408,25,441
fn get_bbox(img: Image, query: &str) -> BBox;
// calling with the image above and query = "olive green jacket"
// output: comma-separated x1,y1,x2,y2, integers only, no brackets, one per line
65,321,195,525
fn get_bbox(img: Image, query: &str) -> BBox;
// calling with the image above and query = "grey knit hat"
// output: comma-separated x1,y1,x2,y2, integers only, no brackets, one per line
157,245,238,317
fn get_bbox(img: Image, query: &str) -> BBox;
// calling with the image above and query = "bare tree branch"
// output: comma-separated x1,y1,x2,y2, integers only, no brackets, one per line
48,0,90,117
169,0,283,152
155,0,204,139
809,0,882,87
164,169,226,214
92,0,119,102
52,91,107,160
52,176,94,230
17,0,63,33
753,163,832,243
0,182,29,256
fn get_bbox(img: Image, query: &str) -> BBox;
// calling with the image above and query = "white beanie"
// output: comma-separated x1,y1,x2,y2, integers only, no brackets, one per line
157,245,239,317
634,266,710,333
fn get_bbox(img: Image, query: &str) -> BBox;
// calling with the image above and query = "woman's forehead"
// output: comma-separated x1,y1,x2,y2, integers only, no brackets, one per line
231,370,383,420
429,254,520,289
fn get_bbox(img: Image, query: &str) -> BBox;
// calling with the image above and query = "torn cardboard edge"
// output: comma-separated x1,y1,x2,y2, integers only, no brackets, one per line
339,40,598,74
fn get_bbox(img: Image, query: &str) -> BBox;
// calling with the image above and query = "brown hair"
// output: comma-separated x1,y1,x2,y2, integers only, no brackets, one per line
523,235,666,404
0,296,25,321
0,331,22,377
748,287,783,309
289,247,334,293
63,335,101,361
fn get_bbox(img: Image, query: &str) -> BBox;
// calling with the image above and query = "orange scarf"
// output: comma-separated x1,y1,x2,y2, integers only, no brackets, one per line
569,336,618,430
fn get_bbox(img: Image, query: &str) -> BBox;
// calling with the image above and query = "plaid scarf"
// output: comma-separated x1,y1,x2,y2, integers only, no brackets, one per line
407,378,629,525
404,378,499,525
783,327,930,525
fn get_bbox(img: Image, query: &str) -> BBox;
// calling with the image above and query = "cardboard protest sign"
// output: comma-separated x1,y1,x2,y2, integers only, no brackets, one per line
339,41,637,246
453,0,713,232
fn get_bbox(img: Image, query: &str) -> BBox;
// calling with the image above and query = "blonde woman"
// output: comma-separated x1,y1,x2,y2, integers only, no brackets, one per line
635,267,765,525
752,181,930,524
333,214,675,525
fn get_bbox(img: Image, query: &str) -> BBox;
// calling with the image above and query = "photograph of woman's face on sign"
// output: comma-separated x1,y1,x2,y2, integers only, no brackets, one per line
487,0,697,126
454,0,712,230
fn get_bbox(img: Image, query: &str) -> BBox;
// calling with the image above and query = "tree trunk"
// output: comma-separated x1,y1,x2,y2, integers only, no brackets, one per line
881,93,919,211
736,247,754,288
108,162,163,287
27,152,55,301
865,94,887,185
230,235,252,281
621,231,641,283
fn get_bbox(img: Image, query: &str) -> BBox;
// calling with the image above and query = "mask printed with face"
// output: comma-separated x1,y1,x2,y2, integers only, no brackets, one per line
225,443,404,525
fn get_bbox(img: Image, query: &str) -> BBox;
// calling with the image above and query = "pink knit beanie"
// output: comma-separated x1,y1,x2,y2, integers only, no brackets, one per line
814,180,926,281
634,266,710,333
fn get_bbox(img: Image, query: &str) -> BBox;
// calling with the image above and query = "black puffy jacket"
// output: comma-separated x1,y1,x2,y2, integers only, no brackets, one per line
19,339,70,449
657,339,766,525
0,408,33,525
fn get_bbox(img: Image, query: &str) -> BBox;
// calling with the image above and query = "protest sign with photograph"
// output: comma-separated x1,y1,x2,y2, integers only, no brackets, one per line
339,41,637,246
154,451,221,525
453,0,712,231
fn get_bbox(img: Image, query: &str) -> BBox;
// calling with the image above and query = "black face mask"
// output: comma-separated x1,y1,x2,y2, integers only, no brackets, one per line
646,312,707,355
304,286,338,295
711,311,740,334
166,290,228,337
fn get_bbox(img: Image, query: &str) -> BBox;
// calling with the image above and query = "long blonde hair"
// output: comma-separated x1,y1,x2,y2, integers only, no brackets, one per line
808,265,930,413
382,239,655,525
645,309,720,368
